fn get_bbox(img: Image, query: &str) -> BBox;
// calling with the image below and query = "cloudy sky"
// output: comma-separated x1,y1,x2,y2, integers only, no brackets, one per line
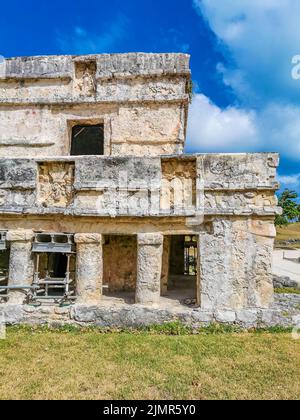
1,0,299,193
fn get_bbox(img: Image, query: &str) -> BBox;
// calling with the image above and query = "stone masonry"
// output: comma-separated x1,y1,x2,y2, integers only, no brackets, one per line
0,53,295,329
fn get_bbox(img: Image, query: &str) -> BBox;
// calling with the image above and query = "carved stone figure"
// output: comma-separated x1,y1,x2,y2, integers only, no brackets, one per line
37,162,74,207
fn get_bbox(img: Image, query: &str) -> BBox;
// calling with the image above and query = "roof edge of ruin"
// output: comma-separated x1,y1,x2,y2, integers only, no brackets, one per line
1,53,191,80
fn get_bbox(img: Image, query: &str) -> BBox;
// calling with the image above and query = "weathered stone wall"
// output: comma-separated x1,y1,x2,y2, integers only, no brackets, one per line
0,159,36,208
161,158,196,214
199,218,276,311
0,54,190,157
0,153,280,218
1,292,299,329
197,154,278,191
0,103,185,157
0,216,202,236
103,235,137,292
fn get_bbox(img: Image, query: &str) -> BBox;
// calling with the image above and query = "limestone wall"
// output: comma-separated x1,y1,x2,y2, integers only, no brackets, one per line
0,154,280,219
0,54,190,157
0,103,185,157
199,218,276,311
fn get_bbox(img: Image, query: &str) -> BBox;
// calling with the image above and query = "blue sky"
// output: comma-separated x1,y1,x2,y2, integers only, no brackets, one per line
1,0,300,193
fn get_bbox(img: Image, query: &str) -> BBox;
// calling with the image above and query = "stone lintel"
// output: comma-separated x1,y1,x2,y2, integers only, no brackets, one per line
6,229,34,242
137,233,164,246
74,233,103,245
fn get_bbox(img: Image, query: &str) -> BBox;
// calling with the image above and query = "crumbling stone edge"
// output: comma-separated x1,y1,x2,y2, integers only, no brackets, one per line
1,295,299,330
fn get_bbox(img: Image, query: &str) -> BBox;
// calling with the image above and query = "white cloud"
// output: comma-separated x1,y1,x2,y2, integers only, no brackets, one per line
193,0,300,104
257,103,300,159
187,95,300,159
187,94,258,152
57,15,128,54
188,0,300,160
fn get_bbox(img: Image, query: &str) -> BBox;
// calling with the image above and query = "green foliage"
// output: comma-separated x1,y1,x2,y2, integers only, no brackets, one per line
275,189,300,226
254,325,293,334
143,322,192,335
199,323,242,334
6,322,298,337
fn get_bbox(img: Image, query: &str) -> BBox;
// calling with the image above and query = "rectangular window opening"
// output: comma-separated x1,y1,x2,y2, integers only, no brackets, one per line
33,252,76,299
71,124,104,156
32,233,76,302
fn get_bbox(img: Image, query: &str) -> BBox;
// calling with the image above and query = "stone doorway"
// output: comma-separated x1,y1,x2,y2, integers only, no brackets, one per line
103,235,137,304
0,246,9,299
161,235,199,307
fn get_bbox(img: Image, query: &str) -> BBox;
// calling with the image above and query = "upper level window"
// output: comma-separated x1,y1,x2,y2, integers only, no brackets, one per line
71,124,104,156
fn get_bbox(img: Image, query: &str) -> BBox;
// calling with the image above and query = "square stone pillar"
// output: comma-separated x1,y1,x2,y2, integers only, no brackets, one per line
136,233,163,305
161,236,170,296
74,233,103,305
6,230,35,304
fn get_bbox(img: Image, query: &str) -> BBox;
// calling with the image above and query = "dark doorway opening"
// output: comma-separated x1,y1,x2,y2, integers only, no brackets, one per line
162,235,199,307
49,254,68,279
71,124,104,156
0,249,9,296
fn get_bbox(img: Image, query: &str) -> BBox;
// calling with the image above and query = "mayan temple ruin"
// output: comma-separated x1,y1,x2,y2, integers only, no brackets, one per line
0,53,284,327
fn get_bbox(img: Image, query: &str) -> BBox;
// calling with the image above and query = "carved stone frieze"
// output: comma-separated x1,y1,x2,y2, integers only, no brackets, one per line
37,162,75,208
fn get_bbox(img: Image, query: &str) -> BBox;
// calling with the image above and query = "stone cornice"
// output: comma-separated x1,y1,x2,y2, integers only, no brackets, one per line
1,53,191,80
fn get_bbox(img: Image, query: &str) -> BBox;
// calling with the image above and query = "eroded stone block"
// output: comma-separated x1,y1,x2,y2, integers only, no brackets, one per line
136,233,164,305
214,310,236,323
37,162,75,208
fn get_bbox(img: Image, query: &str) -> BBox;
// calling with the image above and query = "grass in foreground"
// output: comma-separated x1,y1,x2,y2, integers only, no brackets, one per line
0,326,299,400
275,287,300,295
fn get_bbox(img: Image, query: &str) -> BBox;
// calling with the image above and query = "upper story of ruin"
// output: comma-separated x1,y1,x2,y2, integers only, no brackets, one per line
0,53,281,221
0,53,191,158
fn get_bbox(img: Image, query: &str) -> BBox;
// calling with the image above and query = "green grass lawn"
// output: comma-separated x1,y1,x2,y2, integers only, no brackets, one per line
0,326,299,400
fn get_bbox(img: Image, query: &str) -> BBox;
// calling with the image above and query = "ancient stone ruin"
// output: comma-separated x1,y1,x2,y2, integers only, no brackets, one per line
0,53,297,328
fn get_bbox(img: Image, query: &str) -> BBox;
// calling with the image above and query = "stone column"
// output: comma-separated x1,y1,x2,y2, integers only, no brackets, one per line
161,236,170,296
6,230,35,304
74,233,103,305
136,233,163,305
